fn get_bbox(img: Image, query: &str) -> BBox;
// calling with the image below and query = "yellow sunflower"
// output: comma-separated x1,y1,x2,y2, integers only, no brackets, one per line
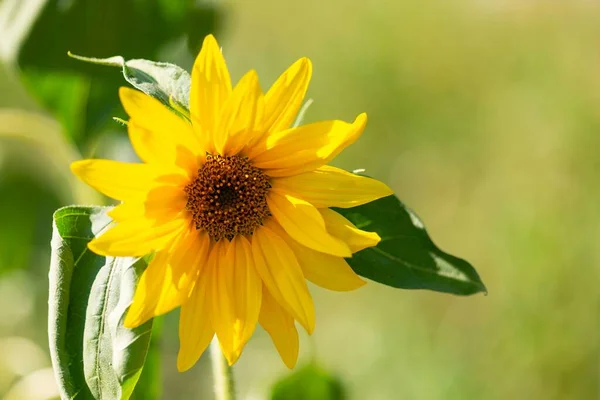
71,35,393,371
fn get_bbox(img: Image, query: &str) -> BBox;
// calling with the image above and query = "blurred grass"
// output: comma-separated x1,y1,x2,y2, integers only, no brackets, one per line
1,0,599,399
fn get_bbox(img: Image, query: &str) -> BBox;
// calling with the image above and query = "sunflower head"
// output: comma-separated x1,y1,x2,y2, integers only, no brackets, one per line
71,34,393,371
184,154,271,241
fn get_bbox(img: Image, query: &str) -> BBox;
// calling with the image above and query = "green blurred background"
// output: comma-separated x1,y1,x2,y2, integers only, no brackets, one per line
1,0,598,399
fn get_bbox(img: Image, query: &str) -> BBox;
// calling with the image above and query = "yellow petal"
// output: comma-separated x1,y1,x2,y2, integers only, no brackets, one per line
127,119,171,165
177,259,215,372
214,69,264,156
142,185,188,222
190,35,232,153
263,57,312,133
124,250,170,329
108,184,186,226
259,286,299,368
120,87,203,157
230,237,262,358
320,208,381,253
272,165,393,208
267,191,351,258
70,159,159,201
279,228,366,292
154,229,211,315
173,145,203,179
123,229,209,329
88,217,187,257
208,241,232,357
251,222,315,333
108,202,143,223
212,237,262,365
249,113,367,177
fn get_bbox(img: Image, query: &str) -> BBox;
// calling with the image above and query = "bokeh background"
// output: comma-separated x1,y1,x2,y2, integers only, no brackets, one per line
1,0,599,399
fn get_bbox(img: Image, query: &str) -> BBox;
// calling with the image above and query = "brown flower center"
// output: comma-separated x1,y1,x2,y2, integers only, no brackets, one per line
184,154,271,241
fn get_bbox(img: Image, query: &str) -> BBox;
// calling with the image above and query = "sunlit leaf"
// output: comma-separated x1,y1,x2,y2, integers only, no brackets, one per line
49,206,154,399
336,195,487,295
67,53,191,113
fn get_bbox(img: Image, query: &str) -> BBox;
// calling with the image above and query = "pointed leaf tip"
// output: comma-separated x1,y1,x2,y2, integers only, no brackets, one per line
336,195,486,296
69,53,191,113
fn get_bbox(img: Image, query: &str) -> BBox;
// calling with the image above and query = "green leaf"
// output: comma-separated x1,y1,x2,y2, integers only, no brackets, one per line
49,206,154,400
270,364,346,400
130,317,163,400
336,195,487,295
11,0,221,146
20,69,89,143
67,53,191,114
17,0,220,69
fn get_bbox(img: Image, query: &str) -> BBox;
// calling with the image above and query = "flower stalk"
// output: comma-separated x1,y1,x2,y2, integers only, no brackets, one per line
210,337,236,400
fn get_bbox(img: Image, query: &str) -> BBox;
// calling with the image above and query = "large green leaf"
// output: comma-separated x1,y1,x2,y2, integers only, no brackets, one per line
49,206,154,400
336,195,487,295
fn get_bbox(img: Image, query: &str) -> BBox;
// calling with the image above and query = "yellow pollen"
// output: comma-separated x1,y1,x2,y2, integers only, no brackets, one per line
184,154,271,241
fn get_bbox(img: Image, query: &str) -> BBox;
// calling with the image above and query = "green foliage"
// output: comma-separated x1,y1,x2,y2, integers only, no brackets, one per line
130,317,163,400
6,0,221,147
337,195,486,295
0,172,61,275
18,0,219,68
49,206,153,399
20,70,89,142
270,364,346,400
67,53,191,117
0,109,96,275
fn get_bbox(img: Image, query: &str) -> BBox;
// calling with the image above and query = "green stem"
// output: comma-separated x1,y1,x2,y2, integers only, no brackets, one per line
210,337,236,400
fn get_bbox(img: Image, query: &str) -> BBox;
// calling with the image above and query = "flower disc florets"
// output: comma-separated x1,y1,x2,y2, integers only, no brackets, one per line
184,154,271,241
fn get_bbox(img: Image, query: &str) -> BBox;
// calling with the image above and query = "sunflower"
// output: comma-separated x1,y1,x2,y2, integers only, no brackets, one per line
71,35,393,371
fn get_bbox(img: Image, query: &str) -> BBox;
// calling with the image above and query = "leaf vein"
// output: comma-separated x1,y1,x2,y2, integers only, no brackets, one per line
369,247,480,287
